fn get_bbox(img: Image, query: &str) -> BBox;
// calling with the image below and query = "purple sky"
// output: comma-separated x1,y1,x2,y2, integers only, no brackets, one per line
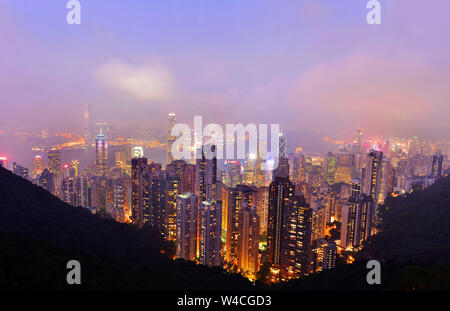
1,0,449,140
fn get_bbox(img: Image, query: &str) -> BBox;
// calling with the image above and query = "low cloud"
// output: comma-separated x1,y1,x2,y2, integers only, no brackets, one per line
94,59,175,102
285,52,450,137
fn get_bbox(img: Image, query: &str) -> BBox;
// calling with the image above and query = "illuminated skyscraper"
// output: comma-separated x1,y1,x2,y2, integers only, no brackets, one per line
279,132,287,159
256,186,269,235
112,178,126,222
61,177,74,205
267,176,294,280
74,176,89,208
313,239,336,272
340,194,374,249
268,177,312,280
273,133,289,180
199,200,223,267
310,197,326,241
167,112,176,165
95,130,108,176
378,158,392,204
290,195,312,277
148,170,166,231
335,152,354,184
225,185,257,263
48,148,61,176
365,150,383,212
115,150,127,170
195,144,218,202
176,192,198,261
32,155,44,178
166,160,187,240
92,176,108,214
237,204,260,277
182,164,196,194
131,157,148,227
326,152,336,185
71,160,79,178
243,154,257,185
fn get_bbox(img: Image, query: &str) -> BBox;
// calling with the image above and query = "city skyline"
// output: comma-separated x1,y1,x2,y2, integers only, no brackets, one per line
0,0,449,294
1,1,450,139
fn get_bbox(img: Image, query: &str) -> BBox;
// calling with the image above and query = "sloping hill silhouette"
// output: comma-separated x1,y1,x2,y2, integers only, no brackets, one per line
0,167,253,290
1,166,449,290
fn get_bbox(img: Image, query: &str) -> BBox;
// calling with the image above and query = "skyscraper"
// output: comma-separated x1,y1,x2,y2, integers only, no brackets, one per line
32,155,44,179
326,152,336,185
91,176,109,214
74,175,89,208
225,184,257,263
291,195,312,277
95,130,108,176
237,204,260,277
166,160,188,240
335,152,354,184
279,132,287,159
313,239,336,272
61,176,75,205
365,150,383,213
431,153,444,178
243,154,257,185
267,177,312,280
195,144,217,202
340,194,374,249
176,192,198,261
48,148,61,192
131,157,148,227
256,186,269,235
148,170,166,231
199,200,223,267
167,112,176,166
267,176,294,279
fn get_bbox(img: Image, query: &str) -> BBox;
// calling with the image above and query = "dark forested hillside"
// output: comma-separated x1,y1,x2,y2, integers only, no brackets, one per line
280,174,450,291
0,167,449,291
362,174,450,267
0,167,253,290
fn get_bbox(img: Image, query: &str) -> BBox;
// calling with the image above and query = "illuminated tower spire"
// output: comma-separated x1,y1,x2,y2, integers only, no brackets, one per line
95,129,108,176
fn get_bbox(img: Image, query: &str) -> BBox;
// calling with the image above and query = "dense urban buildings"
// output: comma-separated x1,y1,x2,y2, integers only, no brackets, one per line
4,112,449,283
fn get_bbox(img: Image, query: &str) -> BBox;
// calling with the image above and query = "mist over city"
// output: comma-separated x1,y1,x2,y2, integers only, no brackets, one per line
0,0,449,301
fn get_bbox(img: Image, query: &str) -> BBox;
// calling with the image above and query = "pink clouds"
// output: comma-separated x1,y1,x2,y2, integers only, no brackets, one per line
285,52,450,136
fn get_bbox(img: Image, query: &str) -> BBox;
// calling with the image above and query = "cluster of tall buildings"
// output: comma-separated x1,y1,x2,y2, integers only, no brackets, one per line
6,116,449,283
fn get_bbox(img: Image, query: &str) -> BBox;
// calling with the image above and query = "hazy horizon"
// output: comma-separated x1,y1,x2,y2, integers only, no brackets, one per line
1,0,450,146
